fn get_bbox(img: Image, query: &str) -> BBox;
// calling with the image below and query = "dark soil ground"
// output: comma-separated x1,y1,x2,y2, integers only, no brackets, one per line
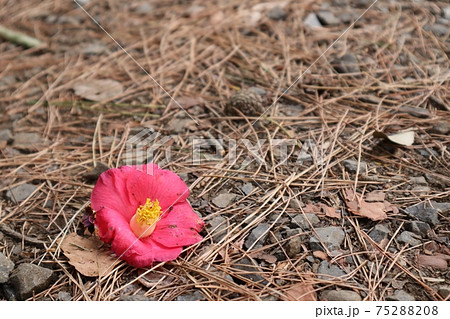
0,0,449,300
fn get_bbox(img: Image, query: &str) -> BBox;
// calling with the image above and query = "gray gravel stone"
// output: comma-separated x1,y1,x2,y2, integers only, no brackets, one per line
0,129,13,143
317,11,340,26
317,260,347,280
286,236,303,258
12,132,44,149
386,290,415,301
168,118,194,133
245,223,270,249
430,121,450,135
424,24,448,36
56,291,72,301
8,263,53,300
212,193,237,208
310,226,345,251
268,5,287,21
369,224,391,243
241,182,254,195
6,183,37,203
134,3,154,14
119,294,152,301
332,54,361,74
404,221,430,236
438,285,450,299
0,252,15,284
444,7,450,20
409,176,428,185
291,213,320,230
343,159,367,174
233,257,267,283
405,201,443,225
206,216,228,242
321,290,361,301
304,13,322,28
176,290,205,301
397,231,422,247
82,42,107,55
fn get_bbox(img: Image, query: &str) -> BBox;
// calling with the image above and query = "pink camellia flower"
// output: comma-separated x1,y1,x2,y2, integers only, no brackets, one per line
90,163,204,268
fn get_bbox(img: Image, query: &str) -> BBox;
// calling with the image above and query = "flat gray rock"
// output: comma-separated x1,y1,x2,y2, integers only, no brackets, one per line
8,263,53,300
119,294,152,301
409,176,428,185
176,290,205,301
0,252,15,283
12,132,44,149
444,7,450,20
332,54,361,74
343,159,367,174
369,224,391,243
321,290,361,301
232,257,267,284
245,223,270,249
438,285,450,299
286,236,303,258
56,291,72,301
268,5,287,21
386,290,415,301
291,213,320,230
317,260,347,280
397,231,421,246
6,183,37,203
212,193,237,208
304,13,322,28
404,221,430,236
310,226,345,251
241,182,254,195
405,201,446,225
206,216,228,242
317,11,341,26
0,129,13,143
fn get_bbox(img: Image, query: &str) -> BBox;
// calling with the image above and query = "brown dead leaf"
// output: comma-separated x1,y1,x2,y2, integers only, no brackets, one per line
252,252,277,264
176,96,203,109
313,250,329,261
344,189,389,221
417,254,448,269
320,204,340,218
282,283,317,301
365,190,385,202
303,203,321,214
383,201,399,214
60,233,118,277
73,79,124,101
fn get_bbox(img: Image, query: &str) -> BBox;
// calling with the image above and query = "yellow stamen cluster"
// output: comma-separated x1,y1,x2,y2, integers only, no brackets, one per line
136,199,162,225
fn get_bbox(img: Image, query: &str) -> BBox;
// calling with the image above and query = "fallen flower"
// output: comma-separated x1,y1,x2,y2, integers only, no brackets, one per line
91,163,204,267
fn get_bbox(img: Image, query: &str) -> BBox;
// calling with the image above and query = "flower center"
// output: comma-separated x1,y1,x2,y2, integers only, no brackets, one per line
129,198,162,238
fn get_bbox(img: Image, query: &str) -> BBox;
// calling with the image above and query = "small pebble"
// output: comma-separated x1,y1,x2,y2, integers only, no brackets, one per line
245,223,270,249
268,6,287,21
343,159,367,174
317,11,341,26
304,13,322,28
212,193,237,208
0,252,15,284
8,263,53,300
6,184,37,203
321,290,361,301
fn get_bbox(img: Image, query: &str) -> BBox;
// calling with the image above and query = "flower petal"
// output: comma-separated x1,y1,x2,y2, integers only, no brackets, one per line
95,207,183,267
152,202,204,248
91,166,138,220
127,164,190,210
